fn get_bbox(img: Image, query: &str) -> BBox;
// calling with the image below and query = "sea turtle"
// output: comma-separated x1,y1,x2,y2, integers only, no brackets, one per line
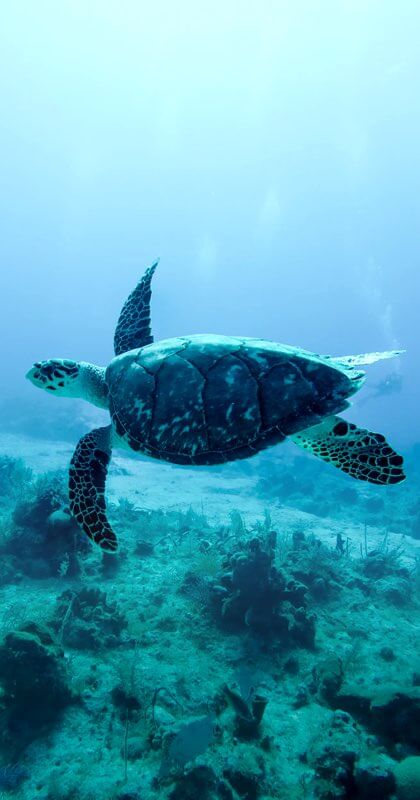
26,261,405,552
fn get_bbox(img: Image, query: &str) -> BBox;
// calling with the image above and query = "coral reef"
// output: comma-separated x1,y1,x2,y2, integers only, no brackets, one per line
0,456,32,504
336,683,420,751
221,682,269,740
394,756,420,800
0,762,29,791
0,623,74,755
53,586,128,649
0,448,419,799
208,531,317,648
168,765,233,800
2,472,89,579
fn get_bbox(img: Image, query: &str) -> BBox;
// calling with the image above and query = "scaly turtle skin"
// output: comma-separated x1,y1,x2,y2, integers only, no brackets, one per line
27,261,406,552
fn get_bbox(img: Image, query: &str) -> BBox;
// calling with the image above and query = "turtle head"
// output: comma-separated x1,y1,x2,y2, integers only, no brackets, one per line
26,359,109,409
26,359,81,396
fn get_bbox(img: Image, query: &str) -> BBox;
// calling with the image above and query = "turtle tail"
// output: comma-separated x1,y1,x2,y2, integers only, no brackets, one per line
69,425,118,552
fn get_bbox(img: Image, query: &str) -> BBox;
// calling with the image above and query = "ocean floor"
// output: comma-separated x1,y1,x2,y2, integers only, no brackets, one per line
0,433,420,800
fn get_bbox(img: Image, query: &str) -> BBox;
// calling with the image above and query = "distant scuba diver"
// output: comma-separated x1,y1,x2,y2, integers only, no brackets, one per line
26,261,405,552
357,373,403,407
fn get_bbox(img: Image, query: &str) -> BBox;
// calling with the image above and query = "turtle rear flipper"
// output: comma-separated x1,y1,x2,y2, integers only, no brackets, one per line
291,416,405,485
69,425,118,551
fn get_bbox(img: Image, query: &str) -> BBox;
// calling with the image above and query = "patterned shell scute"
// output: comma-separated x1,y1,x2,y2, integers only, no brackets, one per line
106,335,354,465
148,355,207,455
203,353,261,449
106,349,155,445
259,362,313,429
138,337,188,374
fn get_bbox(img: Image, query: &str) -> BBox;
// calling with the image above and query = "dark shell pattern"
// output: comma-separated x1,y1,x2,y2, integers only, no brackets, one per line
106,335,362,466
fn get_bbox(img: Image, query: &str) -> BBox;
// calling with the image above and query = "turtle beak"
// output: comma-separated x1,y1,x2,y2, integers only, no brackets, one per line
26,363,41,384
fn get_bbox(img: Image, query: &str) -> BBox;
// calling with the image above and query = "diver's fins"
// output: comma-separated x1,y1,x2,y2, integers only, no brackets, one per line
332,350,405,368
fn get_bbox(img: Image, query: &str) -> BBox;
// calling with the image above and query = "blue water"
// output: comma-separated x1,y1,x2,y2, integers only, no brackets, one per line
0,4,419,799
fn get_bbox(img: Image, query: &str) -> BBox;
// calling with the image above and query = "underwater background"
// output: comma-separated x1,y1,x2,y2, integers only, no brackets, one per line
0,2,420,799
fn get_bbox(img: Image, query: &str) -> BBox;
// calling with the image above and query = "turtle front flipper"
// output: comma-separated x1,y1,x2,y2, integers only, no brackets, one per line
114,259,159,356
291,416,405,485
69,425,118,551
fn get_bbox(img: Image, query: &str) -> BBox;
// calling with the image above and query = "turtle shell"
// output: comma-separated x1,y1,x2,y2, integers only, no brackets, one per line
106,335,360,465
